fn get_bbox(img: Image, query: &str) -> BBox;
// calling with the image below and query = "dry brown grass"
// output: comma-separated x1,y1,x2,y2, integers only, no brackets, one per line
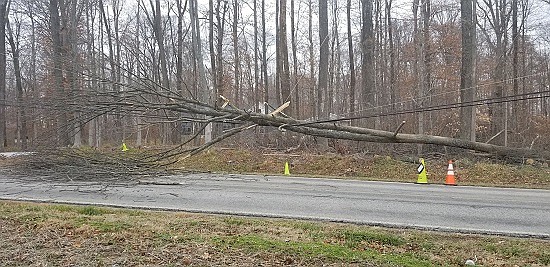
177,148,550,189
1,201,549,266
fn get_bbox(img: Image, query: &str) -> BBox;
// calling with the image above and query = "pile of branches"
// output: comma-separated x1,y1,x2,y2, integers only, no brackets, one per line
1,148,177,182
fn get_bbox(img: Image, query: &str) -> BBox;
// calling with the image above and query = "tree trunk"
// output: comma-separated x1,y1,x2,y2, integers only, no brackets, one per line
136,4,143,147
347,0,356,123
0,0,7,150
386,0,396,121
150,0,171,144
308,0,316,118
29,3,38,145
100,0,119,144
232,0,240,106
253,0,259,113
49,0,70,146
6,18,27,150
319,0,329,118
460,0,477,142
511,0,519,138
191,0,210,142
176,0,185,95
63,0,81,148
361,0,375,128
262,0,269,114
290,0,299,118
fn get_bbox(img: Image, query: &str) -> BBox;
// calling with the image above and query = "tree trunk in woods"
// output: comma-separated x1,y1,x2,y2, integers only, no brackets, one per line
276,0,291,114
262,0,269,115
290,0,299,118
511,0,519,137
63,0,82,148
86,3,95,147
176,0,185,95
308,0,316,118
253,0,259,113
460,0,477,142
412,0,430,155
361,0,375,128
7,18,27,150
386,0,396,124
232,0,240,107
0,0,7,150
28,5,38,145
330,0,341,116
150,0,171,144
191,0,209,143
319,0,329,118
135,6,143,147
347,0,356,124
49,0,70,147
100,0,120,144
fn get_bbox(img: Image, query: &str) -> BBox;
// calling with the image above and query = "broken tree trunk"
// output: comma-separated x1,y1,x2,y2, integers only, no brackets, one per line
106,93,550,160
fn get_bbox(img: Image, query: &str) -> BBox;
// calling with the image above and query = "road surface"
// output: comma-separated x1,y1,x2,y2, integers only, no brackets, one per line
1,173,549,238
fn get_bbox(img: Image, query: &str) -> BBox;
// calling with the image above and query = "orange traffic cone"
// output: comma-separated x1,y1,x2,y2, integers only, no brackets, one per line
445,160,457,186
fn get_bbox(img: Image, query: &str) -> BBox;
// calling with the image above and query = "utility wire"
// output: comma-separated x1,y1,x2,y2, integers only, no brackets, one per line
291,89,550,127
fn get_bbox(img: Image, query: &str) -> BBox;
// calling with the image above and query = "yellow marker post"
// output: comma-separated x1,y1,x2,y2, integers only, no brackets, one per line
284,162,290,176
416,158,428,184
122,143,129,152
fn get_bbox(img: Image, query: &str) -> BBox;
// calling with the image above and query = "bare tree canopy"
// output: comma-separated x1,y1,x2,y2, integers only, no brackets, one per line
0,0,548,165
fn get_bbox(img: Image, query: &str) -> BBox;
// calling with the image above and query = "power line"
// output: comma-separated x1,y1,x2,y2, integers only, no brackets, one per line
343,70,549,118
292,89,550,127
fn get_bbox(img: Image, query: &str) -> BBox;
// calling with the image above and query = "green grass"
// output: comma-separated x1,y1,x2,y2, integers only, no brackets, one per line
78,206,110,216
221,234,433,267
338,229,406,247
1,201,549,266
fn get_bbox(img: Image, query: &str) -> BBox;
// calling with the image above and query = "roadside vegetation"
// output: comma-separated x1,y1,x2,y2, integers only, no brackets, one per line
1,147,548,266
1,201,549,266
1,146,548,188
176,148,550,189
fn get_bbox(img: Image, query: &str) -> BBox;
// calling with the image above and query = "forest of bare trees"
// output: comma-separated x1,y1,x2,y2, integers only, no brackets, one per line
0,0,549,159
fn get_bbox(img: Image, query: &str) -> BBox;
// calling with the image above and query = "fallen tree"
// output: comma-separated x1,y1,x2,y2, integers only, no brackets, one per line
26,72,549,162
98,88,550,161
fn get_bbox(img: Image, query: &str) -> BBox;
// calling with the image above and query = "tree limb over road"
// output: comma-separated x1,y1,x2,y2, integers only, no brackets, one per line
91,87,549,160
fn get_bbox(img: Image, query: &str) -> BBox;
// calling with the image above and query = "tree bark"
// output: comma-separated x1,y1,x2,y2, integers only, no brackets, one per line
347,0,356,122
190,0,209,142
6,18,26,150
385,0,396,123
49,0,70,146
276,0,291,113
0,0,7,150
460,0,477,142
361,0,375,128
308,0,316,118
319,0,329,118
290,0,299,118
262,0,269,114
232,0,240,106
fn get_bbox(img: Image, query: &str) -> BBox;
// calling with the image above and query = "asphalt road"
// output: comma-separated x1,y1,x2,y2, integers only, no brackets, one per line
1,173,549,238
